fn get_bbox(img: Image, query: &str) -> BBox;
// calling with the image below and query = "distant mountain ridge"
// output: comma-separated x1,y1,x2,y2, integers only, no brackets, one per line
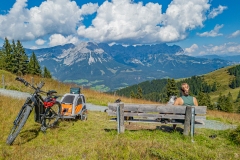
25,42,233,91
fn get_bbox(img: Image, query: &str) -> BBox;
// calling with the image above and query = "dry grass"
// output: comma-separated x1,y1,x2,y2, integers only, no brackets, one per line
207,110,240,125
0,95,240,160
0,70,158,106
0,70,240,159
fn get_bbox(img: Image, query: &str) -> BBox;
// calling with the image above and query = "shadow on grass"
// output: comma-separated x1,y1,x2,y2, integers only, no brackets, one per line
17,122,61,145
18,126,41,144
104,124,184,134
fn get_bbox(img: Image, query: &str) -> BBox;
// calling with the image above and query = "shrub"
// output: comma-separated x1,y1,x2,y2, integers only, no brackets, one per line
229,125,240,145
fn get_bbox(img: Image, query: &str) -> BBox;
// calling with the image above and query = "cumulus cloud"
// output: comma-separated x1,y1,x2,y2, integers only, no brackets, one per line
184,44,199,53
197,24,223,37
208,5,227,19
35,39,45,45
0,0,97,41
77,0,210,44
204,43,240,54
1,0,214,45
49,34,79,46
229,30,240,38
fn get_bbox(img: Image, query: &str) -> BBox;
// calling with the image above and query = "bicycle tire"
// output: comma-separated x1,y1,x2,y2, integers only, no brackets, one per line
6,105,32,145
43,101,61,128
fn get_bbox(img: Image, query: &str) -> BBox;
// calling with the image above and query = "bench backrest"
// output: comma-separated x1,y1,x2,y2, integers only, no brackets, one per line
108,103,207,115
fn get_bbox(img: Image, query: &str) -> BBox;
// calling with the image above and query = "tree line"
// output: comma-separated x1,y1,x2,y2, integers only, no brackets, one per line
228,65,240,89
0,38,51,78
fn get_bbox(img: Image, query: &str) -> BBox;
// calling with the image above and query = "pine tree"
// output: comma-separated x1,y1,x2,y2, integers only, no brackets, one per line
235,90,240,102
28,52,41,75
0,49,5,69
11,40,19,74
217,93,224,111
226,93,233,112
130,90,135,98
166,78,178,101
43,66,52,78
197,92,213,110
16,40,28,75
2,37,13,71
211,82,217,92
136,86,143,99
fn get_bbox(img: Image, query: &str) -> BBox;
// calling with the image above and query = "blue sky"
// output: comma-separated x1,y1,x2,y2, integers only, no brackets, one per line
0,0,239,56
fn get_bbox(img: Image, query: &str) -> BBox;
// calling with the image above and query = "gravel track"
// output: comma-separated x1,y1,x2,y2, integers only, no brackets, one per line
0,88,236,130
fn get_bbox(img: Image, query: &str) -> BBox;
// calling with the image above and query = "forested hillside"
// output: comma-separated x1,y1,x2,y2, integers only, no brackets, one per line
0,38,51,78
113,65,240,113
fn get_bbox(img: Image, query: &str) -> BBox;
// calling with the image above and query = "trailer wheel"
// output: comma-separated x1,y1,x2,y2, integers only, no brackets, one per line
81,110,88,121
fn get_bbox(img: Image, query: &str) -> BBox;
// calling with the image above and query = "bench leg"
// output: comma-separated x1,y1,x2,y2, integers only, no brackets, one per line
173,124,177,130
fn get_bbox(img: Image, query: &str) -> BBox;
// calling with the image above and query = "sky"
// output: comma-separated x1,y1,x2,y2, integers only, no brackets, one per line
0,0,240,56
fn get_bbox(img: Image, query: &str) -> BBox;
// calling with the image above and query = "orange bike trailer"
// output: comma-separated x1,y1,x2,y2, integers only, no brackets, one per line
60,88,87,120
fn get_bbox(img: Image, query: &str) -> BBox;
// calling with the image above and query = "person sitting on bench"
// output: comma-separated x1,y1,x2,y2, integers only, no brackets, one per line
174,83,198,106
172,83,198,129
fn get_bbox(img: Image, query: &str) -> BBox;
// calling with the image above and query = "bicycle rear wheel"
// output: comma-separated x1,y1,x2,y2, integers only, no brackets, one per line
6,105,32,145
43,102,61,128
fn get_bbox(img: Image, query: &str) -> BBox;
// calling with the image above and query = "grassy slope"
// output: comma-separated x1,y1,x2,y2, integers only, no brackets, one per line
0,69,240,159
0,96,239,159
203,65,238,102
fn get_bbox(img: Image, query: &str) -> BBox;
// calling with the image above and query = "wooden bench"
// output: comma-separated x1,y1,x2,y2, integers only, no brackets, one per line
107,103,207,137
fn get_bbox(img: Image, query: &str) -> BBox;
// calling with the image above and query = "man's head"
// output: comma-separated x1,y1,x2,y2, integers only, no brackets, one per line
181,83,190,96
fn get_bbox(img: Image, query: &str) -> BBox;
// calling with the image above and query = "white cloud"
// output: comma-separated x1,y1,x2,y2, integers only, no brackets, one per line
0,0,97,41
197,24,223,37
0,0,214,45
229,30,240,38
35,39,45,45
204,43,240,54
30,46,38,50
208,5,227,19
49,34,79,46
78,0,210,44
184,44,199,53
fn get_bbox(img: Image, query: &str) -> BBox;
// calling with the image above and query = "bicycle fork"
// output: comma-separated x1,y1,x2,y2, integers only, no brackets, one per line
13,105,32,126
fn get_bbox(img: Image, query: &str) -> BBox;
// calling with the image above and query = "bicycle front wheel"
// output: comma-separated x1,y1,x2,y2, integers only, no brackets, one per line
44,102,61,128
6,105,32,145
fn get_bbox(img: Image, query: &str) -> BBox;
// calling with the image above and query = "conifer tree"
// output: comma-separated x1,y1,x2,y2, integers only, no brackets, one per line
28,52,41,75
130,90,135,98
16,40,28,75
166,78,178,101
43,66,52,78
0,49,5,69
136,86,143,99
217,93,224,111
226,93,234,112
11,40,19,74
197,92,213,110
2,37,13,71
235,90,240,102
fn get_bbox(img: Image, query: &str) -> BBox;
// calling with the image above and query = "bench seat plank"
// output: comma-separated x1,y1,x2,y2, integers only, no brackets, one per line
108,103,207,114
107,110,206,120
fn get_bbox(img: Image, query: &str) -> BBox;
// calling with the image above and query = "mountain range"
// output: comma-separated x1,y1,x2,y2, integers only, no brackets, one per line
25,42,235,91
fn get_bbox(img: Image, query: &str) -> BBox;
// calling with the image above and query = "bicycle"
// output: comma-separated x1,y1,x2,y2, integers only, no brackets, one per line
6,77,62,145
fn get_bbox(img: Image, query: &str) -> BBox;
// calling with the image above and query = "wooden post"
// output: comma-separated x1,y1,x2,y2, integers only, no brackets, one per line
31,77,34,85
2,75,5,89
117,103,125,133
183,106,192,136
190,107,196,141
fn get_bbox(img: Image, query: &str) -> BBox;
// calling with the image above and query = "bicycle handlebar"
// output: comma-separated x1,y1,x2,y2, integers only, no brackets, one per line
15,77,29,86
15,77,45,91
